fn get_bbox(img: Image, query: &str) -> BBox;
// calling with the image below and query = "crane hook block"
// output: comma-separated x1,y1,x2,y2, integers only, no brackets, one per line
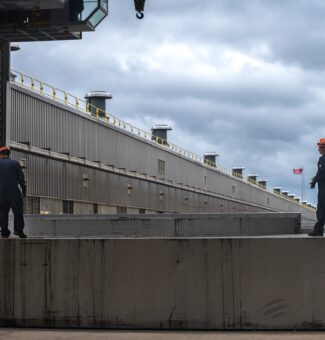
134,0,145,19
136,11,144,19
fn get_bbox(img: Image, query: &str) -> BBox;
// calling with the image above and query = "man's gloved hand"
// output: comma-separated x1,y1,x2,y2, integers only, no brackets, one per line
310,178,316,189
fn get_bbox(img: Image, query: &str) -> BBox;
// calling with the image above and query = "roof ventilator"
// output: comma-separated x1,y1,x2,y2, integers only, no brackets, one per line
258,180,267,188
204,152,219,167
232,167,245,178
85,91,112,118
151,125,172,146
247,174,259,184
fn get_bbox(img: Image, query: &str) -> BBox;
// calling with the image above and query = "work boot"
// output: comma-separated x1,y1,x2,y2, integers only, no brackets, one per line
308,230,324,237
1,229,10,238
14,230,27,239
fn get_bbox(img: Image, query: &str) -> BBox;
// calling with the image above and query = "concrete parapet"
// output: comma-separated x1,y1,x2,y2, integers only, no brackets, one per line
22,212,301,237
0,236,323,329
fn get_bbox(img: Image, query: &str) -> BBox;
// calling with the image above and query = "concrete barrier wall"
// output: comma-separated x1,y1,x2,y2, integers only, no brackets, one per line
0,236,324,330
22,213,301,237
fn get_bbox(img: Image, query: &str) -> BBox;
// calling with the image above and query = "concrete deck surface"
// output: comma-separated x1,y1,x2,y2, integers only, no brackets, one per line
1,330,325,340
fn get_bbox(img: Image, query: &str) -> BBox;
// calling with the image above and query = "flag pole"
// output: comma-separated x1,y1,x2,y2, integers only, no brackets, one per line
301,166,304,201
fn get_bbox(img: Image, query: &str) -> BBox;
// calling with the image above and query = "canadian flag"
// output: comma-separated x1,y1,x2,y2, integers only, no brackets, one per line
293,168,303,174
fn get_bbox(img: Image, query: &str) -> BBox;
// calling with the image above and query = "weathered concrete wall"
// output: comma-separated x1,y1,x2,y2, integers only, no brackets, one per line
0,236,324,330
22,213,301,237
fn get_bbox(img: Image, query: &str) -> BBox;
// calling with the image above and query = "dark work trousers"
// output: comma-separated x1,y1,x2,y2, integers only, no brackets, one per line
0,190,24,233
314,187,325,233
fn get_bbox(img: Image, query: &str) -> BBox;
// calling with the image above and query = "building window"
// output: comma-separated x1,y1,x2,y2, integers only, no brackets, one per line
26,196,40,214
117,206,127,214
139,208,146,214
158,159,166,174
93,204,98,214
63,200,74,214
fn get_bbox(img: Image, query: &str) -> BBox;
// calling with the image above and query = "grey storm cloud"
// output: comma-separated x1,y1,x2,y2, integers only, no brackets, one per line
11,0,325,204
143,0,325,70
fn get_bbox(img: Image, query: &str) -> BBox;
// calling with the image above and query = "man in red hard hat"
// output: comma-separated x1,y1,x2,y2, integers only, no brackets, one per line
308,138,325,236
0,146,27,238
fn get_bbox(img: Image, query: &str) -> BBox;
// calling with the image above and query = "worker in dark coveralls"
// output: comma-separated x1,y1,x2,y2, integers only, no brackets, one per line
308,138,325,237
0,147,27,238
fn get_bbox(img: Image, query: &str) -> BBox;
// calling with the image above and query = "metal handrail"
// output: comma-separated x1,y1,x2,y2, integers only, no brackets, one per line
10,70,315,211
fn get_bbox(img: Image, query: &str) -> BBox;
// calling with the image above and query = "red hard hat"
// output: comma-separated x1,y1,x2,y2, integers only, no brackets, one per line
317,138,325,146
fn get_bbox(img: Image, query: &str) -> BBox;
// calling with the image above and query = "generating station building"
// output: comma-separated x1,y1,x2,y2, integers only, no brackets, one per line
8,70,316,223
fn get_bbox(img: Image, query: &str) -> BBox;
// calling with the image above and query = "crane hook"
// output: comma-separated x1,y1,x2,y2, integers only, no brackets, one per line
135,0,145,19
136,11,144,19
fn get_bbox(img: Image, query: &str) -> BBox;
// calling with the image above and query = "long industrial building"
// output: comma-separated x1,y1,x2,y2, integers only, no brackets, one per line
8,70,316,223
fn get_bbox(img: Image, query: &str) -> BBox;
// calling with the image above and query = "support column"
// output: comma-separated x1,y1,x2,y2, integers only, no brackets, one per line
0,42,10,147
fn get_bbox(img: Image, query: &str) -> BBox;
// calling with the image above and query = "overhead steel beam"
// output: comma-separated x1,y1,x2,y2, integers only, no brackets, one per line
0,42,10,147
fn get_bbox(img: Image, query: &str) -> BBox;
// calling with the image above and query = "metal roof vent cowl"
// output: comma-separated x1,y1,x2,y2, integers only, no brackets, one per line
247,174,259,184
258,180,267,188
204,152,219,167
232,167,245,178
151,125,172,145
85,91,112,118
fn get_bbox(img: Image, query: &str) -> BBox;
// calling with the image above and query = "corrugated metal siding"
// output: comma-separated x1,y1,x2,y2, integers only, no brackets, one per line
10,84,316,220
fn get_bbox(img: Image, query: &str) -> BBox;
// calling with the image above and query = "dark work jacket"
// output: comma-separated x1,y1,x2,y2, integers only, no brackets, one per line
0,157,26,201
315,154,325,192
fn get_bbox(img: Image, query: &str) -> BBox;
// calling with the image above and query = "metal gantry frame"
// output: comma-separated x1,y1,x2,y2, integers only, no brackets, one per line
0,0,145,147
0,0,111,147
0,42,10,147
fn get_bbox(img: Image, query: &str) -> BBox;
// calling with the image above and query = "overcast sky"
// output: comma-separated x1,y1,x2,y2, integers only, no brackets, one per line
11,0,325,204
